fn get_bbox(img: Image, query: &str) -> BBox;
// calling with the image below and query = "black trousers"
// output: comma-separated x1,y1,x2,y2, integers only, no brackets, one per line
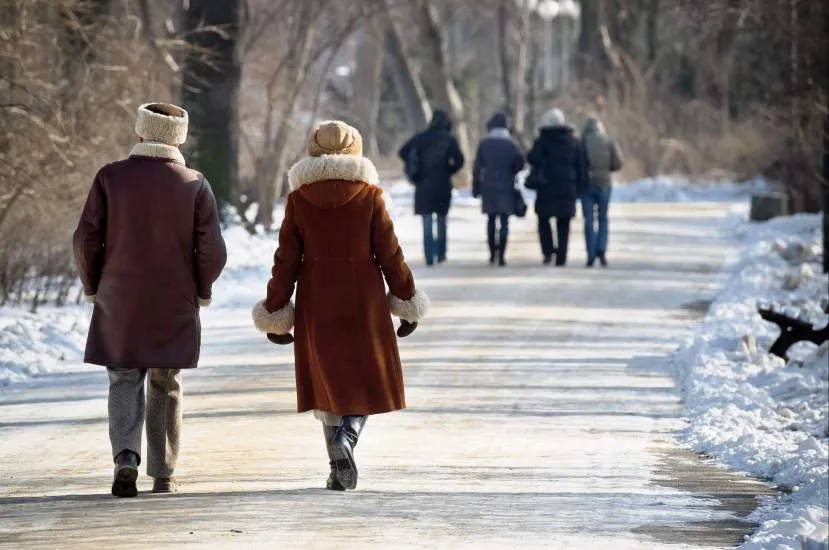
538,216,571,265
487,214,509,256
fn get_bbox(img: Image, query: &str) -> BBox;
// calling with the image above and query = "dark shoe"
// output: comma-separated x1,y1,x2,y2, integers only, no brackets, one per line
555,260,566,267
489,245,498,265
498,257,507,267
437,256,446,264
598,253,608,267
543,255,552,265
586,257,596,268
111,451,139,498
152,477,178,494
331,416,366,490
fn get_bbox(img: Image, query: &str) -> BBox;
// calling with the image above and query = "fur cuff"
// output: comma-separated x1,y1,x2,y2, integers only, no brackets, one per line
387,289,430,323
84,294,96,304
198,297,211,307
252,300,295,334
288,154,379,190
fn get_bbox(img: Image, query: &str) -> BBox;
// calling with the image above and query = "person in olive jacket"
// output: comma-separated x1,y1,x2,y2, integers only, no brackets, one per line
472,112,525,266
581,116,623,267
73,103,227,498
526,108,586,266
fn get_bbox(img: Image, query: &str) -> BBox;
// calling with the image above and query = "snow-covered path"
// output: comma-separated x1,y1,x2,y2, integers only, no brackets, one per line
0,202,774,549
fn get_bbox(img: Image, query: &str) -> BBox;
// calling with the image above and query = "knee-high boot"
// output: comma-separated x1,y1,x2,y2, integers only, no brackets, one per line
323,425,346,491
330,415,367,490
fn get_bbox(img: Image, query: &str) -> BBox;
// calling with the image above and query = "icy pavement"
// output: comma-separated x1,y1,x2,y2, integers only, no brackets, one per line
0,200,779,549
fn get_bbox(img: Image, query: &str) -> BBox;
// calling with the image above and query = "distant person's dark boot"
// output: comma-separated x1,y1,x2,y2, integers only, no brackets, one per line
489,245,497,265
111,450,139,498
586,256,596,268
331,416,367,490
598,253,608,267
323,425,346,491
543,255,552,265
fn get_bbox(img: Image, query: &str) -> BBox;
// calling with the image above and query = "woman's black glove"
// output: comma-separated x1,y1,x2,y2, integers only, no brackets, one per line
397,321,418,338
267,333,294,345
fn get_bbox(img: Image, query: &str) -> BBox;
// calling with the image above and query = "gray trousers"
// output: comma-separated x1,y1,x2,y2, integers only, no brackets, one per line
107,368,182,478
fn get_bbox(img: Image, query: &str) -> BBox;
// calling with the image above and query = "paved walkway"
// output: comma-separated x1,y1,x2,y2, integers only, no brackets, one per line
0,202,774,549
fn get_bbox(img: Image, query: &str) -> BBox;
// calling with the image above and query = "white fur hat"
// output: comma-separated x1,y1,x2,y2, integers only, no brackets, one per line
134,103,189,146
540,108,566,128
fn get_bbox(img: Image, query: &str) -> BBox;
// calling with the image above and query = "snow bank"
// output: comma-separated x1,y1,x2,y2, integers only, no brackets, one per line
674,213,828,549
613,175,769,203
0,307,88,386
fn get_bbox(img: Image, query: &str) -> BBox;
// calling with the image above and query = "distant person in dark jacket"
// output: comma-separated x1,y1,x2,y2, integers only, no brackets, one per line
472,112,525,266
398,110,465,266
581,117,623,267
526,108,586,266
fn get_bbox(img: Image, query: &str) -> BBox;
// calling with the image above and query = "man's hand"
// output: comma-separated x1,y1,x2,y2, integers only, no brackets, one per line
396,321,418,338
267,333,294,345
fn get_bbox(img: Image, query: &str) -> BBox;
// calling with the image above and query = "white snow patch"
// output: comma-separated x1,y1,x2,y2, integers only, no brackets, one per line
0,307,89,386
673,213,828,549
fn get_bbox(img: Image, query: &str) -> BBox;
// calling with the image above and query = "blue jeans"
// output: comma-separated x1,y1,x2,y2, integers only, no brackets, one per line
581,185,612,261
422,214,447,265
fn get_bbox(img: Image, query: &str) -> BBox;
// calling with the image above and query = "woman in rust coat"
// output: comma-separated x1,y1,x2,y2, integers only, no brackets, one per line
252,121,429,490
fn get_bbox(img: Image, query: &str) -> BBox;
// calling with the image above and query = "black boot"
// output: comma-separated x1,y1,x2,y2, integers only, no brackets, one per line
111,450,139,498
323,425,346,491
330,416,366,490
498,234,508,267
598,252,608,267
489,244,498,265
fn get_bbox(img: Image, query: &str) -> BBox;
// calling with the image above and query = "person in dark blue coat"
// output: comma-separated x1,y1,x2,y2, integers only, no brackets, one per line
398,110,465,266
526,108,586,266
472,113,525,266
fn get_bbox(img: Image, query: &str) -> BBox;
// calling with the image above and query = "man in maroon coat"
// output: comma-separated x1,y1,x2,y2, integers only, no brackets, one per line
73,102,227,497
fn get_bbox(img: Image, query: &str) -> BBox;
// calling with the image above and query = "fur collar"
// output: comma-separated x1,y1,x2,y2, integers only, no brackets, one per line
288,154,379,191
129,142,186,165
488,128,512,139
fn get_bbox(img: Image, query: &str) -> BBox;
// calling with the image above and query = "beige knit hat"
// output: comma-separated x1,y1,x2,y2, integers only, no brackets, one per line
307,120,363,157
135,102,189,146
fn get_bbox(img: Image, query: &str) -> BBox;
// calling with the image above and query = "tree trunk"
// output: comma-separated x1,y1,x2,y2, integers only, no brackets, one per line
577,0,603,79
352,26,385,156
823,7,829,273
646,0,659,64
252,7,317,230
414,0,472,185
377,0,431,133
497,0,514,120
182,0,242,212
513,0,531,136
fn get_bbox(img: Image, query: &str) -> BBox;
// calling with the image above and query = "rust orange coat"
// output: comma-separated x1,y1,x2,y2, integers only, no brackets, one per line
252,154,429,416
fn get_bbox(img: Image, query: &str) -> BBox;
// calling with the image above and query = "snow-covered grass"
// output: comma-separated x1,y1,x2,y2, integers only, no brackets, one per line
613,175,770,203
0,306,89,386
674,213,828,549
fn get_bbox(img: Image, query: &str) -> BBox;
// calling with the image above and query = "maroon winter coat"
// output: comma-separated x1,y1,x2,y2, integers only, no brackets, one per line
73,145,227,369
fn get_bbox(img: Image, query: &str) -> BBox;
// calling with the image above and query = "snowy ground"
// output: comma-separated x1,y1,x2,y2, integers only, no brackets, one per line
673,213,828,549
0,176,826,549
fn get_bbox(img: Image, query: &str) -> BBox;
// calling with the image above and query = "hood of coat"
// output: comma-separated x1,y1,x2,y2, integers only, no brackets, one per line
583,117,606,136
428,109,453,132
288,154,379,209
